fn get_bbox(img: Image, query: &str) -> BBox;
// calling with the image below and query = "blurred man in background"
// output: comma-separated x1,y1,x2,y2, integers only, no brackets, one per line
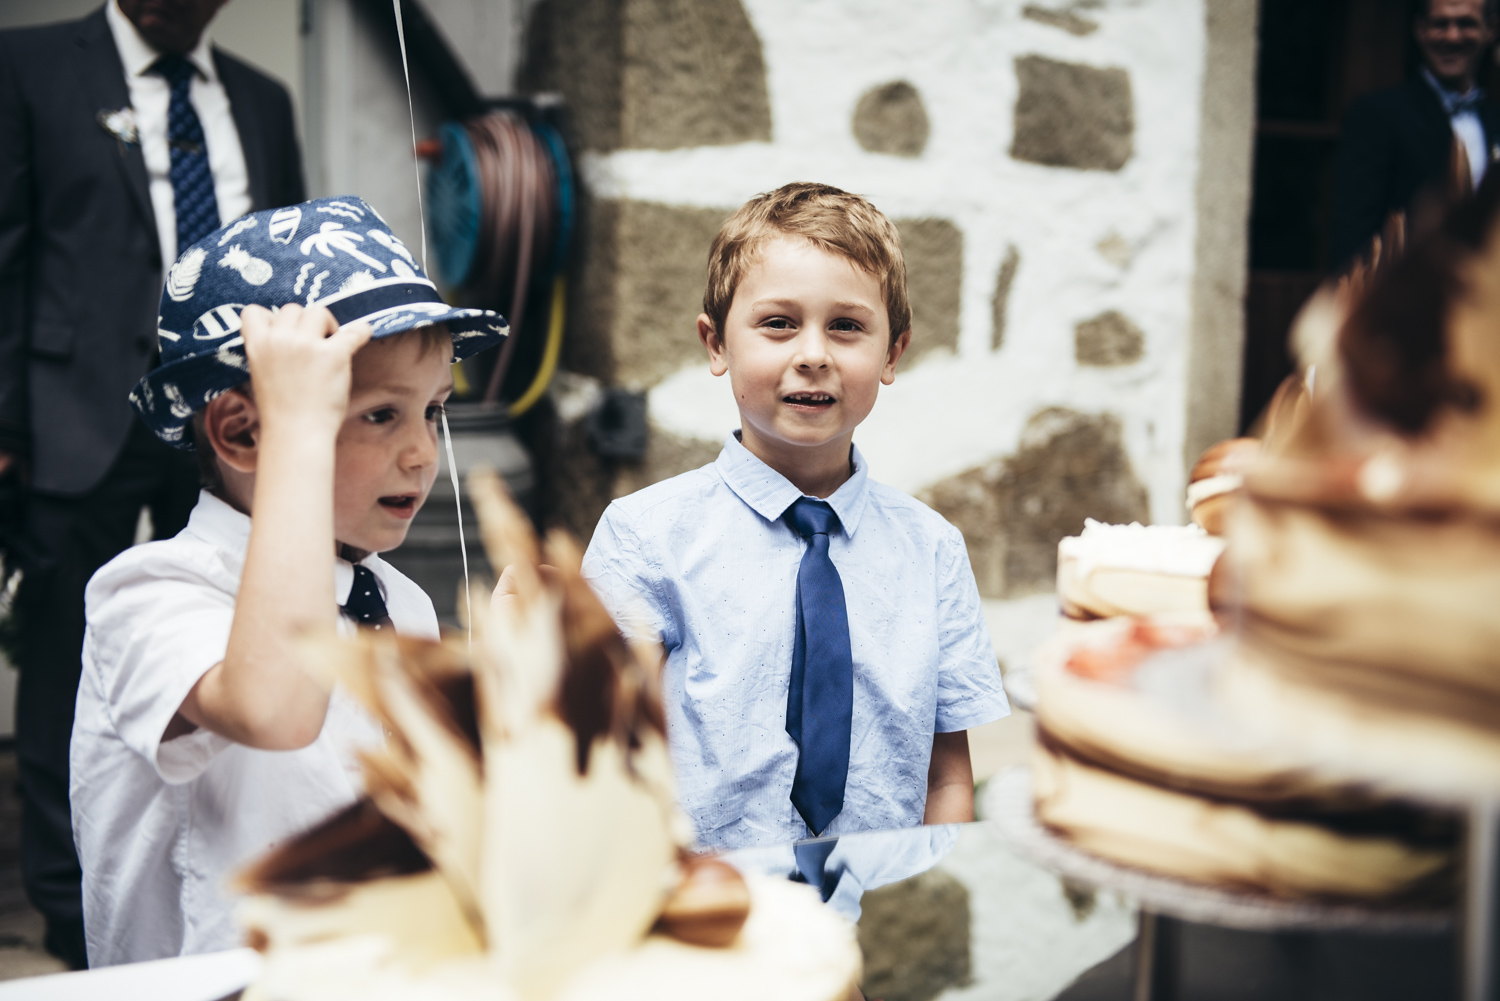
1330,0,1499,269
0,0,303,966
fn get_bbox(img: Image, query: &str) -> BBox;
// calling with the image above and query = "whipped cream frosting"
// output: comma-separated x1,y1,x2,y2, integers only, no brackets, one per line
1058,519,1226,578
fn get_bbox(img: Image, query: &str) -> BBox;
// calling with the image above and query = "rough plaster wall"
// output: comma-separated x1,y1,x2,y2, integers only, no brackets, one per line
585,0,1210,533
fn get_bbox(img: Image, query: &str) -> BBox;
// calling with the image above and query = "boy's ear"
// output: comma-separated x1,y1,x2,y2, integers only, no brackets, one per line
697,313,729,377
202,388,261,474
882,328,913,385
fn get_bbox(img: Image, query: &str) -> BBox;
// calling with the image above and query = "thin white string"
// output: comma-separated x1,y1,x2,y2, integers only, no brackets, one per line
397,0,468,643
441,410,472,647
392,0,429,274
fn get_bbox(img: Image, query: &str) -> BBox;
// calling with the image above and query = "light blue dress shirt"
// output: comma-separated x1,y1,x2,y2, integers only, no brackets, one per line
582,433,1010,850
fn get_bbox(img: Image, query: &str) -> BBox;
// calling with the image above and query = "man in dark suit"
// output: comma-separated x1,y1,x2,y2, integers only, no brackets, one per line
1330,0,1500,270
0,0,304,966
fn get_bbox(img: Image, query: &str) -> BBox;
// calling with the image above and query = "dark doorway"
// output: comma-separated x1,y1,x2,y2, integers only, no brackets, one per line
1240,0,1414,430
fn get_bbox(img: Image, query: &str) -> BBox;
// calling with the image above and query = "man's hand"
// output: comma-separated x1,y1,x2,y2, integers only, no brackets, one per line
923,730,975,824
239,304,370,440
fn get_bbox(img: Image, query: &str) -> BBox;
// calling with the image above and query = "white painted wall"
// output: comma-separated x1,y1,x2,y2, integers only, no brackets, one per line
584,0,1207,533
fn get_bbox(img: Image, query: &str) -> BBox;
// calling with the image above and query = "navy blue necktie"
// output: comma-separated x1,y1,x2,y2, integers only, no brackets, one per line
341,565,392,631
784,498,853,836
152,55,220,252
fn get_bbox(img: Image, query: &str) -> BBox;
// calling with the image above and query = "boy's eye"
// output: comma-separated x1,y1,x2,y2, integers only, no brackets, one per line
830,319,862,333
762,317,794,330
364,408,397,425
425,404,446,422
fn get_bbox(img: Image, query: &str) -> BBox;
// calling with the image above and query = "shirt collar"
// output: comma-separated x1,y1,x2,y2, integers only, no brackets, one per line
107,0,219,83
183,490,385,605
714,432,872,536
1422,66,1483,115
183,488,252,555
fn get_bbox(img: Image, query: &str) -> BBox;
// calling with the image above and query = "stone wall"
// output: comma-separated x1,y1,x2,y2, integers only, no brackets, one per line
529,0,1256,650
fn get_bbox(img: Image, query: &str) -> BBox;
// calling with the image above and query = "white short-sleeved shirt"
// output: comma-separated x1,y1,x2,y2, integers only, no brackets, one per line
582,434,1009,851
71,491,439,968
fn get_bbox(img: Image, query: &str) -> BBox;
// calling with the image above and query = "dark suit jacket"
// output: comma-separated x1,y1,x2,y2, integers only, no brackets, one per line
1329,75,1500,272
0,7,304,495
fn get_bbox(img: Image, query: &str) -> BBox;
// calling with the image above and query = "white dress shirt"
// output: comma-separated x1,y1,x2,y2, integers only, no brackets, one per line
583,434,1010,851
1423,67,1493,188
72,491,440,967
105,0,252,272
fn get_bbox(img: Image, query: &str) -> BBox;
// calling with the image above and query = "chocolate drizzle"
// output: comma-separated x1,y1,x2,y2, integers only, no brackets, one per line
237,798,432,899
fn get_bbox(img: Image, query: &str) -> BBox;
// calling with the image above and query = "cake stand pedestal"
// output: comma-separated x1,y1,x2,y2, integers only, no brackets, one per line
987,767,1458,1000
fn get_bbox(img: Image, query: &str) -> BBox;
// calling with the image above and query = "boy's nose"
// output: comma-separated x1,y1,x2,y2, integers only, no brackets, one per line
403,424,439,470
794,330,832,367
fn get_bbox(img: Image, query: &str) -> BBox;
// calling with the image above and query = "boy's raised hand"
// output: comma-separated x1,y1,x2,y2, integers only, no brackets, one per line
239,304,372,437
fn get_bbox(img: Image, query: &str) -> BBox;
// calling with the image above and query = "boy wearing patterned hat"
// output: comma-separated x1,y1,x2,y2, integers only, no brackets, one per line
580,183,1009,851
69,196,507,967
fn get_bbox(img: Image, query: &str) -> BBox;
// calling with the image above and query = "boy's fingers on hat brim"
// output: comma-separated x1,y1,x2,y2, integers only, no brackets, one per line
296,304,340,339
331,319,374,353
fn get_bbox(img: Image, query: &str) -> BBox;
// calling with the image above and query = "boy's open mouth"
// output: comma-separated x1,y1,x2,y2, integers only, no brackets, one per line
783,391,835,409
379,494,420,518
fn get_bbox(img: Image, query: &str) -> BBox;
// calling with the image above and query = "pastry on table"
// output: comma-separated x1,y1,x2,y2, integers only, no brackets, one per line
1031,619,1456,902
1056,519,1225,622
236,470,860,1001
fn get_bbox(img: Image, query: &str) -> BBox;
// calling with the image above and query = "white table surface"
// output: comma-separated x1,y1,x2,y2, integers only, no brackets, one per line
0,947,260,1001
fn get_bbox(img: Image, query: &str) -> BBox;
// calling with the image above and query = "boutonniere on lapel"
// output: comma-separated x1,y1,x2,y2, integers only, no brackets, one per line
97,107,139,149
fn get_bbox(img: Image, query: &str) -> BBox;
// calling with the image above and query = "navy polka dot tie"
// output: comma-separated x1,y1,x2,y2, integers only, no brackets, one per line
341,565,393,631
783,498,853,836
151,54,220,253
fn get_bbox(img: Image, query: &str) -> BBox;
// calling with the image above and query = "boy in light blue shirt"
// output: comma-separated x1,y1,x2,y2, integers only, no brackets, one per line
582,182,1009,850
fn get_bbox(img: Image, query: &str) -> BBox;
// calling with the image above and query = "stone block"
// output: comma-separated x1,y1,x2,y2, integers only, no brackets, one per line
566,198,732,388
920,408,1148,597
858,867,973,1001
1010,55,1133,171
991,244,1020,351
853,81,930,157
1021,4,1099,36
1074,309,1144,366
897,217,963,364
521,0,771,152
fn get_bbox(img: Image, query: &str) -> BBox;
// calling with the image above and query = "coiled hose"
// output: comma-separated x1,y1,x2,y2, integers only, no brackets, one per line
426,108,573,414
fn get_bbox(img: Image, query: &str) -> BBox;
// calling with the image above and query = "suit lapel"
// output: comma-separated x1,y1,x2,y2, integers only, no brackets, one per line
73,9,157,244
216,50,269,211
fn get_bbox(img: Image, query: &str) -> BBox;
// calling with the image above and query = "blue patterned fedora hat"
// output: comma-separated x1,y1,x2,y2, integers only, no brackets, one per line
131,194,508,447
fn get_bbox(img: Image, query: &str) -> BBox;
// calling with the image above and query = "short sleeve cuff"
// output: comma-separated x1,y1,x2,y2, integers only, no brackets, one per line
156,728,233,784
935,689,1011,733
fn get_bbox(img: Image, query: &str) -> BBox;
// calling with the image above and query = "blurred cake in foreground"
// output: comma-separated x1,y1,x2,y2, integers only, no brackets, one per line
236,470,860,1001
1031,619,1455,902
1186,437,1260,535
1221,181,1500,794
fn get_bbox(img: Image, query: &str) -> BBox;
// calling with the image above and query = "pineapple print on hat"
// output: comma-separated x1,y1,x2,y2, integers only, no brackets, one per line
219,245,273,285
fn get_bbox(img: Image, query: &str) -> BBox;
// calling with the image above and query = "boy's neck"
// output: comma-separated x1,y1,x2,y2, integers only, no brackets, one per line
738,426,855,499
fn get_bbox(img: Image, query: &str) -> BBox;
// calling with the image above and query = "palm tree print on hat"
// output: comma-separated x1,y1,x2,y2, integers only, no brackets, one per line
301,222,387,272
219,245,273,285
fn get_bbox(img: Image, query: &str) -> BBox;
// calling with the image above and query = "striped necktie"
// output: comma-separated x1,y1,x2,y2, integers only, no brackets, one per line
151,54,220,253
783,497,853,836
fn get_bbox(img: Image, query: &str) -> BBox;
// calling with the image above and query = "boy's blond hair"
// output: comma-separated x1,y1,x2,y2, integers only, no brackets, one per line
703,182,910,344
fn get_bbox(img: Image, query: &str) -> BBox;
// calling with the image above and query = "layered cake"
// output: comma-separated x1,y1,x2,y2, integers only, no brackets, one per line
1031,619,1455,901
1219,180,1500,796
237,470,860,1001
1056,519,1224,622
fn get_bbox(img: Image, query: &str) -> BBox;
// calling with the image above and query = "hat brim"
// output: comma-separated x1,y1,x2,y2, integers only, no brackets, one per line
131,290,508,449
